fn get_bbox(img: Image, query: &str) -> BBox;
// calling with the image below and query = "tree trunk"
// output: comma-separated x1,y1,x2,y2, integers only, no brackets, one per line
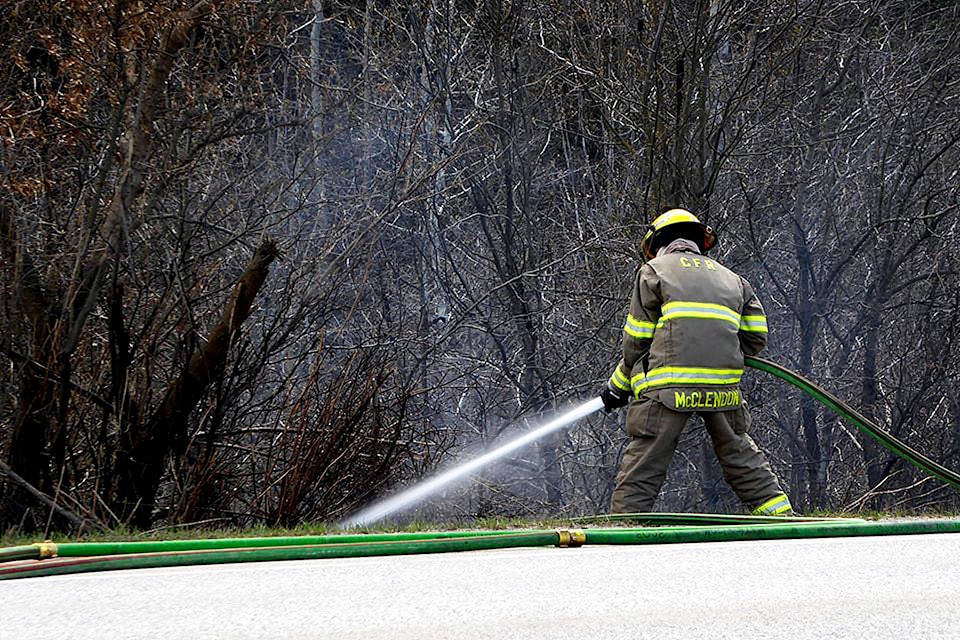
112,239,280,527
0,200,58,527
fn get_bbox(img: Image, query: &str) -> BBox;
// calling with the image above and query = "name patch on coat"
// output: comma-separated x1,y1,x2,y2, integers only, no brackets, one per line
668,389,741,411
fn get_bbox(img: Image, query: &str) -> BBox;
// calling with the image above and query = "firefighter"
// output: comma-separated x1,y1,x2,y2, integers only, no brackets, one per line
601,208,792,516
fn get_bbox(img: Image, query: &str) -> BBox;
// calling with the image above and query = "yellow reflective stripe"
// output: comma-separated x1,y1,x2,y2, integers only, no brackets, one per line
662,301,739,316
624,314,656,339
752,493,792,516
740,315,768,333
648,366,743,376
624,326,653,338
630,366,743,393
641,376,741,388
627,314,657,329
614,365,630,384
661,311,741,327
609,366,631,391
660,301,741,328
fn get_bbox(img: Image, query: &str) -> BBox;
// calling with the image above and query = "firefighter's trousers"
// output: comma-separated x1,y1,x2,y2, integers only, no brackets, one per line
611,396,785,513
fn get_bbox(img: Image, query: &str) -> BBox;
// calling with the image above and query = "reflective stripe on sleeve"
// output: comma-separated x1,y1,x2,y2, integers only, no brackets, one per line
752,493,792,516
624,314,656,339
739,315,768,333
609,365,631,391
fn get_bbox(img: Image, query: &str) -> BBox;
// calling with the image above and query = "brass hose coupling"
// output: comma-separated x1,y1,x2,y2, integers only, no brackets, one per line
32,541,59,559
555,529,587,548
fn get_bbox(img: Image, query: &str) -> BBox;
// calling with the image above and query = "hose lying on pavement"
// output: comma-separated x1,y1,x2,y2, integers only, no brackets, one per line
14,529,520,558
2,519,959,581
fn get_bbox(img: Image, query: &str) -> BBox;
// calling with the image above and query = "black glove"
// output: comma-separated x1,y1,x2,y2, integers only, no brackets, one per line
600,386,631,413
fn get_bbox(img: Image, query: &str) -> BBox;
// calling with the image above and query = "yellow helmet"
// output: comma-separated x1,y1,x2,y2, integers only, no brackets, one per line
640,208,717,260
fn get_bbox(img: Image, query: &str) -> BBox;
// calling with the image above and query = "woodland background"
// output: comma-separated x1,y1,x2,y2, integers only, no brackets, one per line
2,0,959,534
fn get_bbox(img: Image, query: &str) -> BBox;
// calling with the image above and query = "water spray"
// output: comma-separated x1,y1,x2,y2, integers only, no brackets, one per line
342,397,605,527
343,357,960,528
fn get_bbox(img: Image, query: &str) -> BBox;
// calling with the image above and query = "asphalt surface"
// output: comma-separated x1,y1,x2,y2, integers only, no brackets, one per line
2,533,958,639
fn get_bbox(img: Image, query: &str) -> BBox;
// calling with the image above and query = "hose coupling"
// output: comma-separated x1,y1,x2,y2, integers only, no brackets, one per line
32,541,59,559
555,529,587,548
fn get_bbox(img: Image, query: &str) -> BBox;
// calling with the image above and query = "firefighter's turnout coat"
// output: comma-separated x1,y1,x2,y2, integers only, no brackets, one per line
608,241,768,412
606,239,789,515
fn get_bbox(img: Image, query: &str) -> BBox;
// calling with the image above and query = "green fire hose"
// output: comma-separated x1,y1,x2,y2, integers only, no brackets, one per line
27,529,515,557
745,356,960,490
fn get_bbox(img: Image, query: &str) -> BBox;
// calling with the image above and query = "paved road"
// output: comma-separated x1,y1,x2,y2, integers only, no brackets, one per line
2,533,958,639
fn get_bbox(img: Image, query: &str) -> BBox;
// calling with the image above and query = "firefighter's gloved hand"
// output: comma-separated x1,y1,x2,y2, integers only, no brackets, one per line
600,386,631,414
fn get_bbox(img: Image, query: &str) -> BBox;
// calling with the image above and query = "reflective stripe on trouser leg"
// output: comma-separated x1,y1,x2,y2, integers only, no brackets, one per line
702,406,786,510
752,493,793,516
611,400,689,513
